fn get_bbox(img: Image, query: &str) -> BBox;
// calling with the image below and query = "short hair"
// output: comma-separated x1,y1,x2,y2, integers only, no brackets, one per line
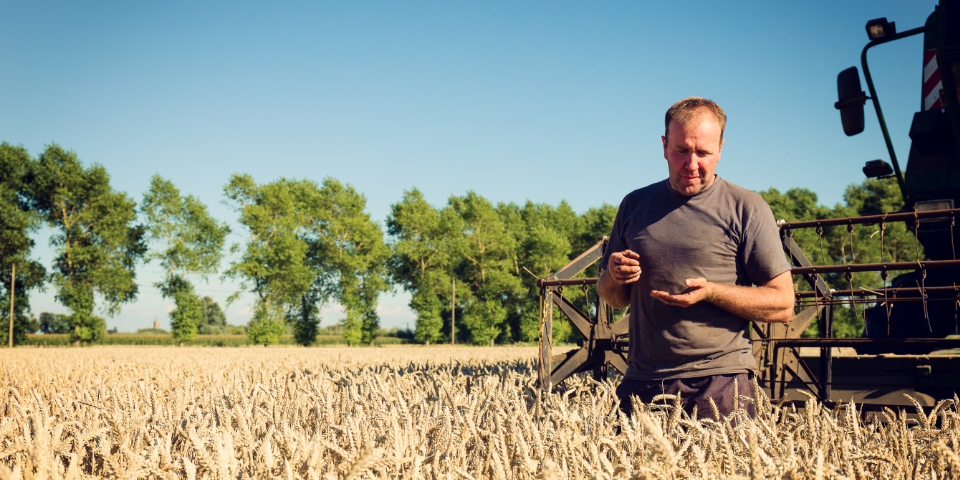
664,97,727,140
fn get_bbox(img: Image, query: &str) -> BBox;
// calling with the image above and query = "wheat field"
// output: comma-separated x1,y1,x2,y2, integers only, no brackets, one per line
0,346,958,480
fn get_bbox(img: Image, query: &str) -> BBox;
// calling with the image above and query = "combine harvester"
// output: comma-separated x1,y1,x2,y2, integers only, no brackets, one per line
537,0,960,412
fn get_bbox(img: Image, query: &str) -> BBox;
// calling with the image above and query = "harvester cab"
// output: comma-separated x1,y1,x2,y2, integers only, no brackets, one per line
834,0,960,344
836,2,960,246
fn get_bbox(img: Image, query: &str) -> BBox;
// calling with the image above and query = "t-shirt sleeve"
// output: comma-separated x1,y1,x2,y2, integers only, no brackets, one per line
741,196,792,285
599,197,627,273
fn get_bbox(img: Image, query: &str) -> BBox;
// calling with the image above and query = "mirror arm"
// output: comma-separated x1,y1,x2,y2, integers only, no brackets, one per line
860,25,928,200
834,94,870,110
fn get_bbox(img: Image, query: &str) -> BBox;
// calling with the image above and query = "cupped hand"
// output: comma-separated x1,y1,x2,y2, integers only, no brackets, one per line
650,277,712,307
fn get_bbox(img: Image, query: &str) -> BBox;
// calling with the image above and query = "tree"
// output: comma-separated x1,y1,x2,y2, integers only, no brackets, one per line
387,188,459,345
198,296,228,334
247,306,286,345
0,143,46,346
759,187,836,291
161,275,205,345
449,192,522,345
224,174,314,345
572,203,618,257
759,178,919,338
828,178,920,338
385,190,618,346
28,145,146,345
26,315,40,334
142,175,228,345
38,312,71,334
301,178,389,345
498,201,573,343
291,294,321,346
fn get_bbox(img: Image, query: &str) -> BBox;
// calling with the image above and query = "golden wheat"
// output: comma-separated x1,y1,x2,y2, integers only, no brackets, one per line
0,346,957,479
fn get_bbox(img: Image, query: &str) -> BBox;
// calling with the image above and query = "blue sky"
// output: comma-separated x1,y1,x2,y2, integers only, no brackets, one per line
0,1,937,332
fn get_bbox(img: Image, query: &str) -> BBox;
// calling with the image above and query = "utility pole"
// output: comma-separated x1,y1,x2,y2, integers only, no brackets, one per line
450,277,456,345
8,264,15,348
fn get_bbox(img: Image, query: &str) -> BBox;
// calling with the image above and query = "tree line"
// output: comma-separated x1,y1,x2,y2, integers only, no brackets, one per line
0,142,921,346
760,179,923,338
27,296,230,335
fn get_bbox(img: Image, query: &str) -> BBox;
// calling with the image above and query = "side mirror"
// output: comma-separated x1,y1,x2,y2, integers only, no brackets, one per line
835,67,868,136
862,159,893,178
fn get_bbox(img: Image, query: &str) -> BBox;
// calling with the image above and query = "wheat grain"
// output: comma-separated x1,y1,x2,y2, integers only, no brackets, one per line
0,346,957,479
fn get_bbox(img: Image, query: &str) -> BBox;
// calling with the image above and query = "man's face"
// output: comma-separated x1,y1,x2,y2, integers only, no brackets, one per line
662,113,724,196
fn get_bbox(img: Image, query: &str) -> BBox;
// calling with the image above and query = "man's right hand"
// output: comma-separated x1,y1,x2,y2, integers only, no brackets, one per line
607,250,641,284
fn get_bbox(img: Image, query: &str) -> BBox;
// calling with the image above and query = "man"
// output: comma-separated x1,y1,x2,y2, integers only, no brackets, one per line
597,97,794,419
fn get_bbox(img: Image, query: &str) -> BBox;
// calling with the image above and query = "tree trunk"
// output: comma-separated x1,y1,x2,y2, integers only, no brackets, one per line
179,341,183,348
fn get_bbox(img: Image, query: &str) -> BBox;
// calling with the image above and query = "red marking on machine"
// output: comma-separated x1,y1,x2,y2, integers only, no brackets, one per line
923,49,943,110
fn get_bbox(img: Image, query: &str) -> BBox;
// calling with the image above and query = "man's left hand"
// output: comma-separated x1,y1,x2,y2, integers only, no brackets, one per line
650,278,712,308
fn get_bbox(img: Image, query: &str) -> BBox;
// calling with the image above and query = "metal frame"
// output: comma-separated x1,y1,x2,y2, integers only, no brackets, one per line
537,209,960,406
536,238,628,390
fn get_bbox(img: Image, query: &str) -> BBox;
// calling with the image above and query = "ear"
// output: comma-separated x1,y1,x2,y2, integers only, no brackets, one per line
719,138,725,154
661,135,668,159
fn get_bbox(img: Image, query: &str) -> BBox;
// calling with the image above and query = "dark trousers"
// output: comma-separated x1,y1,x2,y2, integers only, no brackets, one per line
615,373,756,420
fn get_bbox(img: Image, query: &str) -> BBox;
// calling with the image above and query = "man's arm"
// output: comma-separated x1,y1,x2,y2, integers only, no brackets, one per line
597,250,641,309
649,271,795,323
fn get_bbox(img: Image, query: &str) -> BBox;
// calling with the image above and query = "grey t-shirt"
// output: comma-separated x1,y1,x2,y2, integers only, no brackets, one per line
600,177,790,380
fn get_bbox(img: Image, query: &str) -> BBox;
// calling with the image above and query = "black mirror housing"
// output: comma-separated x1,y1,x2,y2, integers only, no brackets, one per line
863,159,893,178
836,67,867,136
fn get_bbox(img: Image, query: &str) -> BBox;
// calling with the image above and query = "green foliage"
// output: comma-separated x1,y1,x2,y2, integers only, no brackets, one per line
226,175,389,345
460,298,509,346
142,175,229,280
162,276,203,344
302,178,390,345
387,190,618,346
38,312,70,334
760,187,836,293
26,315,40,334
0,143,47,345
3,141,913,348
22,333,407,347
0,311,34,346
292,297,320,346
447,192,524,345
224,175,315,345
410,289,443,344
143,175,228,344
62,283,106,343
759,178,917,338
573,204,619,256
387,188,460,344
28,144,146,344
341,312,363,345
499,201,574,343
136,328,169,334
198,296,228,334
247,306,287,346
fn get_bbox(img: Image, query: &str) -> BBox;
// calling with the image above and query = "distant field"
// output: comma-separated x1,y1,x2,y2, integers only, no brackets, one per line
23,333,407,347
1,346,956,479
